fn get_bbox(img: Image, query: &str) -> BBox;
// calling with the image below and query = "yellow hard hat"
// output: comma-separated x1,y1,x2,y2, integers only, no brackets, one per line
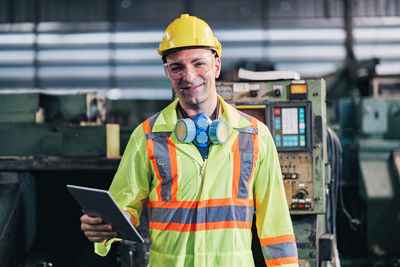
158,14,222,58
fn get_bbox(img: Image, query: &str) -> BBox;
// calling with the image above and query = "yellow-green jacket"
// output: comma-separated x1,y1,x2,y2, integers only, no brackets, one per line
95,96,298,267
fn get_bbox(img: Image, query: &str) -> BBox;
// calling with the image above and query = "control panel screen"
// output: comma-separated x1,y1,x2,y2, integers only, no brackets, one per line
235,106,267,124
270,103,311,151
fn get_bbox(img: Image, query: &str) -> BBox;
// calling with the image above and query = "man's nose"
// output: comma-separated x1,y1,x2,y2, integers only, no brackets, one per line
182,66,196,82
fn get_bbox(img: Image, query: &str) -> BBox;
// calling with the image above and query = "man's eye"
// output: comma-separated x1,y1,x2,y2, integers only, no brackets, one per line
194,62,206,67
170,66,184,72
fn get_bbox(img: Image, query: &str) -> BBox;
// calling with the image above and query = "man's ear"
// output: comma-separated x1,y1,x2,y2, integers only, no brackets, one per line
214,57,221,78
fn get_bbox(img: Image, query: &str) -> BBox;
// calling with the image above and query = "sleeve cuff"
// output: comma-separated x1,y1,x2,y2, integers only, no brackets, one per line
94,238,121,256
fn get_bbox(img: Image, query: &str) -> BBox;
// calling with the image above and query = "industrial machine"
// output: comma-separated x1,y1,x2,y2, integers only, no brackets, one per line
334,75,400,266
0,93,119,158
0,92,123,267
217,71,340,266
0,92,172,267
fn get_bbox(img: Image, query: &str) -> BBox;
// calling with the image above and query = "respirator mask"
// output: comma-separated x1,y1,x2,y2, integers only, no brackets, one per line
175,113,230,147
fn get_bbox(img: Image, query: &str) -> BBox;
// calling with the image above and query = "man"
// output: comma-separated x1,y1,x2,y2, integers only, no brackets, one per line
81,14,298,267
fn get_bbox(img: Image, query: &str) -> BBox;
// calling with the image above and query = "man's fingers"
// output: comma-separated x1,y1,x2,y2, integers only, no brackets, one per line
80,214,103,225
79,213,117,243
81,222,114,232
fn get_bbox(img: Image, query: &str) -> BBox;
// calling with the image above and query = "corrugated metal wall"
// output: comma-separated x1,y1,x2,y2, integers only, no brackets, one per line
0,0,399,99
1,0,400,22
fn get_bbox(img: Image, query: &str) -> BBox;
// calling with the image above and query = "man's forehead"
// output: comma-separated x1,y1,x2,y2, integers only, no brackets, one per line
165,48,213,62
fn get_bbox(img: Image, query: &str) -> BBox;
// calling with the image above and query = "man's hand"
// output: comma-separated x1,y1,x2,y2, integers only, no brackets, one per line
80,212,118,243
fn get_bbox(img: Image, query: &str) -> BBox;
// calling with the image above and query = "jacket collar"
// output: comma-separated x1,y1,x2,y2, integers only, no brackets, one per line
151,95,252,133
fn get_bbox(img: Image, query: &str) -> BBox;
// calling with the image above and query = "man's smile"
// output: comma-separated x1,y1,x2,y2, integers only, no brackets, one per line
180,82,205,92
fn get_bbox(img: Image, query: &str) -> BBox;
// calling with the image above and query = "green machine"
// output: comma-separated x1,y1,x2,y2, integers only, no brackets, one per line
0,92,172,267
336,76,400,265
0,92,122,267
0,93,119,158
217,72,340,266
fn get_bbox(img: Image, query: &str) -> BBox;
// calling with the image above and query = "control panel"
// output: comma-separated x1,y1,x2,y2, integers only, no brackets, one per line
269,102,314,211
269,103,311,151
217,79,327,215
280,152,313,210
217,77,332,266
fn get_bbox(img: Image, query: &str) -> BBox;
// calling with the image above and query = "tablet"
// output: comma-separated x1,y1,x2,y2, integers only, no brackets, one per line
67,184,144,243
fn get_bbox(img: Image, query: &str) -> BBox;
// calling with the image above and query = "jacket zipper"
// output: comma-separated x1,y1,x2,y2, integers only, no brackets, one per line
200,158,207,179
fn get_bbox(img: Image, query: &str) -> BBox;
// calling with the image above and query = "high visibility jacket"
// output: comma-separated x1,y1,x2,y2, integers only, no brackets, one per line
95,96,298,267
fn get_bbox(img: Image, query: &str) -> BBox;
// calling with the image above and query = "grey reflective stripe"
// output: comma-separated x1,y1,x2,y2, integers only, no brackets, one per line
235,111,259,199
145,132,171,140
238,110,251,123
263,241,298,260
149,111,161,130
147,111,173,201
236,127,258,134
237,132,254,199
239,131,254,153
153,134,173,201
149,205,254,224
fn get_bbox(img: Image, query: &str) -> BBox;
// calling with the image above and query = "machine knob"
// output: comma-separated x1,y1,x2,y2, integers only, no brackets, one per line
296,189,308,199
250,89,259,97
273,88,282,97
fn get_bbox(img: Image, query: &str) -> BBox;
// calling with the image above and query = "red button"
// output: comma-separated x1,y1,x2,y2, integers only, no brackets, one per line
274,108,280,115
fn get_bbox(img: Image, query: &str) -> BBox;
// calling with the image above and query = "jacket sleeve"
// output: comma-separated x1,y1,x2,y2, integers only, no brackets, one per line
253,125,299,267
95,125,151,256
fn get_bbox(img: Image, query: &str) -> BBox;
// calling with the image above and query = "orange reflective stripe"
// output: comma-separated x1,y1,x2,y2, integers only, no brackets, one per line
144,116,178,202
121,208,137,227
231,136,241,199
265,256,298,266
152,153,163,201
142,118,151,134
149,220,252,232
247,153,258,189
168,137,178,201
146,137,155,161
143,119,154,162
143,120,163,201
251,116,257,128
148,198,254,209
260,234,296,246
104,239,119,247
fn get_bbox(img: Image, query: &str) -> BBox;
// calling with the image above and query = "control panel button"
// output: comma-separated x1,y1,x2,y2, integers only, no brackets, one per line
275,135,281,147
275,118,281,130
